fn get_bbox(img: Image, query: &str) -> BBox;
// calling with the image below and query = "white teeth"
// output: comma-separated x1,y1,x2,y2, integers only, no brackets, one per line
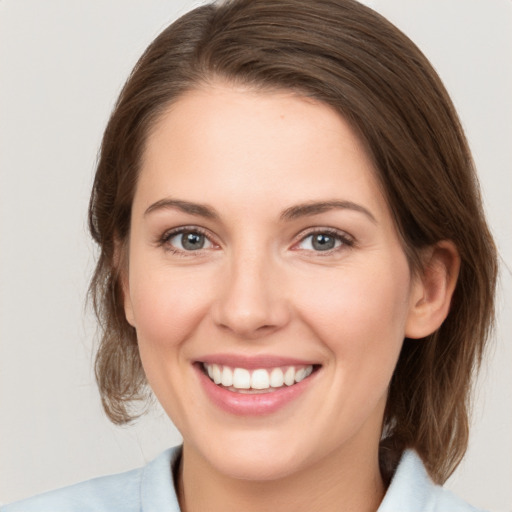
212,364,222,384
203,363,314,391
270,367,284,388
232,368,251,389
221,366,233,387
251,369,270,389
295,366,313,382
295,367,306,383
284,367,295,386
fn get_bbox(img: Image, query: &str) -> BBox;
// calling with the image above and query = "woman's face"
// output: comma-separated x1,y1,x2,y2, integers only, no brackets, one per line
124,84,423,480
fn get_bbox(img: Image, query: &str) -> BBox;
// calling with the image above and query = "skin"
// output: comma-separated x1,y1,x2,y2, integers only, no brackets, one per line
122,83,459,512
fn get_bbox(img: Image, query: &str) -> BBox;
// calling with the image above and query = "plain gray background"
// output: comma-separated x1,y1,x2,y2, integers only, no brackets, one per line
1,1,511,510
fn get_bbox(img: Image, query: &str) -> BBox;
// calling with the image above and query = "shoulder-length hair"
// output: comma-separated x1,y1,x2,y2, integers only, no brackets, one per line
88,0,497,484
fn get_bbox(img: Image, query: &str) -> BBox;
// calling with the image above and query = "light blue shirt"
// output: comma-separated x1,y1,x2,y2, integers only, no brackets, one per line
2,446,485,511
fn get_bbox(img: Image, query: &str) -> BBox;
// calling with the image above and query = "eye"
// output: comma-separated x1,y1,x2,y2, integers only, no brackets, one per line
295,230,352,252
163,228,215,252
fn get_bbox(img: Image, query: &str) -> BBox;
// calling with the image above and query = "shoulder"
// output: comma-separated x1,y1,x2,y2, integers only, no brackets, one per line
1,446,182,512
378,450,487,512
1,468,143,512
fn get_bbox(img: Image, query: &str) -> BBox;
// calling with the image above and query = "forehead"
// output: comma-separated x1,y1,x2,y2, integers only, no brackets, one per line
136,84,388,221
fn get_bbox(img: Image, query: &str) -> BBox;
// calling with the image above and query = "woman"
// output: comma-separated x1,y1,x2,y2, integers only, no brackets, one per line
2,0,498,510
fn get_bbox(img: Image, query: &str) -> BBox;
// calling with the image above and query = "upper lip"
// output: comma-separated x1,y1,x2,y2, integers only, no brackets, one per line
197,353,320,369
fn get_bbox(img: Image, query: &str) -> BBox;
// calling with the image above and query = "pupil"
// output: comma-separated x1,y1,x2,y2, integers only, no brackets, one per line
182,232,204,250
312,233,335,251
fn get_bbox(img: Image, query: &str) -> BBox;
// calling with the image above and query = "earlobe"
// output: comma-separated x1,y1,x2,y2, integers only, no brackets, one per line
122,272,136,328
114,237,136,328
405,241,460,339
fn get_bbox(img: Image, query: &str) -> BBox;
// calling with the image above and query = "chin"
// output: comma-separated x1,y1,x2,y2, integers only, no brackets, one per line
193,431,311,482
213,452,306,482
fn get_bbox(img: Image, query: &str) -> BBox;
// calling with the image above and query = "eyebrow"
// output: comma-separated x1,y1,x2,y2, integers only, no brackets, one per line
144,198,376,223
280,200,377,223
144,198,219,219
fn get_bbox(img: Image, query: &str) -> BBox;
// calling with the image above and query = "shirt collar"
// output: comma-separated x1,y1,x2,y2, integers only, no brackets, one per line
378,449,436,511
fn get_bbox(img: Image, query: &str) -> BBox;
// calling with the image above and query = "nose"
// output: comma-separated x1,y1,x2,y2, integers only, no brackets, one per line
211,250,290,339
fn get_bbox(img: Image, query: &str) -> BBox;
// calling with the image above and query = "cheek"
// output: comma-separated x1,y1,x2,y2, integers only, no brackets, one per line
128,262,214,351
294,257,411,369
292,258,412,435
127,262,216,427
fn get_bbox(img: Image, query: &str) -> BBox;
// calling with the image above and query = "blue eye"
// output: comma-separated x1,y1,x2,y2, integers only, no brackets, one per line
166,230,214,251
297,231,350,252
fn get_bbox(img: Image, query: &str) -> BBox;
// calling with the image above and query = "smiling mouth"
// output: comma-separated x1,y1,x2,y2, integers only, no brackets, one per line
200,363,319,394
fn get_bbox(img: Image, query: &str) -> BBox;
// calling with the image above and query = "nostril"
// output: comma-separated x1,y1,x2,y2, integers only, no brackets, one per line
213,310,282,338
210,271,291,337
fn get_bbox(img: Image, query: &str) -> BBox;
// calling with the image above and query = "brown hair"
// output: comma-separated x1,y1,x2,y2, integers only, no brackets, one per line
88,0,497,484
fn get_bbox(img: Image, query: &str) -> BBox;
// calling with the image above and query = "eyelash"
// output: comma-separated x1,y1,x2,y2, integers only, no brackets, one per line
294,228,355,255
158,226,354,256
158,226,215,256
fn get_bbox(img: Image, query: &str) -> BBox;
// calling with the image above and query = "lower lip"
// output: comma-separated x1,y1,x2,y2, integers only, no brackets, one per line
195,365,318,416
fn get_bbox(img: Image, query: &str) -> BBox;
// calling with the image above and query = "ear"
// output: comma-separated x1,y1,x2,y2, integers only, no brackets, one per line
114,237,136,328
405,240,460,339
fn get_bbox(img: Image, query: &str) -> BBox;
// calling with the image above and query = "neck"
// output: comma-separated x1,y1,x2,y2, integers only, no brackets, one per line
177,442,385,512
